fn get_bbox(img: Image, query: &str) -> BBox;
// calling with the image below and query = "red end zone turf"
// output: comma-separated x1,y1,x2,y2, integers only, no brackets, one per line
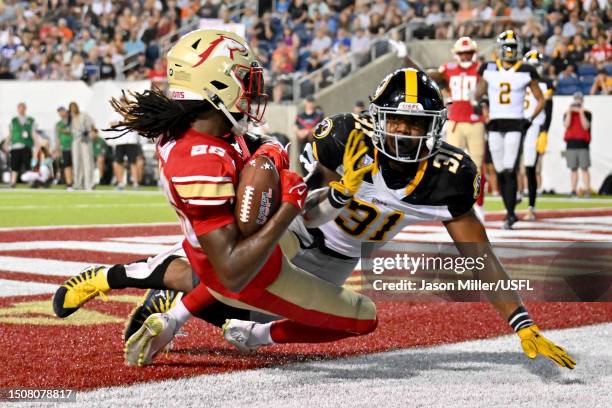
0,217,611,390
1,294,612,390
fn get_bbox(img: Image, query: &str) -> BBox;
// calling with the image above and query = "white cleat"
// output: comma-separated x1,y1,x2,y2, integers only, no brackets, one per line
222,319,260,353
124,312,177,366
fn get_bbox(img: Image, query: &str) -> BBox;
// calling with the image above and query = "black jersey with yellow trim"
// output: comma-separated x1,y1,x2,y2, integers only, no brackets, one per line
311,112,376,173
395,142,479,217
311,112,480,218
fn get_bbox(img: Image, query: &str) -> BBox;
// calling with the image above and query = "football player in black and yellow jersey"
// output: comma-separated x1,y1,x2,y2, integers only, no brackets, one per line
476,30,545,229
53,68,575,369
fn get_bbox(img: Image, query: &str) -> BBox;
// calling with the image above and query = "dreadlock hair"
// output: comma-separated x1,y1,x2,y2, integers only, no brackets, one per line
107,88,214,141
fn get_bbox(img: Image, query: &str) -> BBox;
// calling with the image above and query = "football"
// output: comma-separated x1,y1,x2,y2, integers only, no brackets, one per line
235,155,281,236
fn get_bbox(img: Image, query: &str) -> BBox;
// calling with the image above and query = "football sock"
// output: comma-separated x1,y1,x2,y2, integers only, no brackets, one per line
496,171,508,211
496,170,519,219
248,322,274,346
193,301,250,328
269,320,370,343
168,299,192,328
105,255,181,289
504,170,517,218
525,165,537,208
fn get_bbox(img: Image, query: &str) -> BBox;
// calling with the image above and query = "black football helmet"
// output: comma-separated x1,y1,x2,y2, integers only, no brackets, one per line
497,30,522,62
369,68,447,163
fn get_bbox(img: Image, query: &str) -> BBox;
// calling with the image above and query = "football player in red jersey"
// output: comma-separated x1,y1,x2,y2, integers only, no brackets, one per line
53,29,377,366
431,37,486,220
119,68,575,370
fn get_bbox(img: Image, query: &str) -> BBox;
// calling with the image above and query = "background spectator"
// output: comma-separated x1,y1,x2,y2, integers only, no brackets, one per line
112,111,141,190
20,144,54,188
69,102,96,191
0,0,609,98
93,131,109,186
54,106,73,190
352,100,366,115
590,68,611,94
294,95,324,173
8,102,39,187
563,92,592,197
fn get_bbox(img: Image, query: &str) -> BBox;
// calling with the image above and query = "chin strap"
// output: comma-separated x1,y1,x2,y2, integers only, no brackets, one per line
206,90,249,135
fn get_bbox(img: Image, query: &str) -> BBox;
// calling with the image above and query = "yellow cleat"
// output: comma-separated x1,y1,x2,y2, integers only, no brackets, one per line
52,266,111,318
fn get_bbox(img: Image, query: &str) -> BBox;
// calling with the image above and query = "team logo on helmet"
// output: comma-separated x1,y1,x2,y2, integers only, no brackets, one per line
193,34,249,68
372,72,393,101
313,118,333,139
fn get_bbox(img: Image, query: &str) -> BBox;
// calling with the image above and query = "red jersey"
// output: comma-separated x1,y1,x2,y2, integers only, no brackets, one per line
439,62,482,123
156,128,281,294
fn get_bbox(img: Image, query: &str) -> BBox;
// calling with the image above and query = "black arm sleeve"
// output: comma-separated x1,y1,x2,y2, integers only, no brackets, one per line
542,98,553,132
447,159,480,218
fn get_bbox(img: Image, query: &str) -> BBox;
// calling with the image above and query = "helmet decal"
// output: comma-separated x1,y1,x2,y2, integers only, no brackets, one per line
193,34,249,68
373,72,393,101
313,118,333,139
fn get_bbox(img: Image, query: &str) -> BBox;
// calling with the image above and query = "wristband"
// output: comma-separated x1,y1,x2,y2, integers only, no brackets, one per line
327,187,352,208
508,306,534,332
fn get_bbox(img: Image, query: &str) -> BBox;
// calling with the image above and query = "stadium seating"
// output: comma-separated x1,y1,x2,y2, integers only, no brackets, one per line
556,76,581,95
577,64,598,77
0,1,609,97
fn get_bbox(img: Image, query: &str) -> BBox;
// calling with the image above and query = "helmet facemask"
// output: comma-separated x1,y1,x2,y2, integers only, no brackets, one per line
452,37,478,69
233,61,267,123
369,103,446,163
455,51,477,69
499,43,520,62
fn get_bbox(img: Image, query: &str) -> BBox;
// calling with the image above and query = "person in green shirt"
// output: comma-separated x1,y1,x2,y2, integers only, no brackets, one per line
55,106,74,190
8,102,39,187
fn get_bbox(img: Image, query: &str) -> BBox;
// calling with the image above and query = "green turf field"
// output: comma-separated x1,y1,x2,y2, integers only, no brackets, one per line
0,187,176,227
0,186,611,228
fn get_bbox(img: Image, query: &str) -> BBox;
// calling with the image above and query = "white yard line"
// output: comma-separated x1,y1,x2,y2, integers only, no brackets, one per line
105,235,184,244
0,278,59,297
0,241,173,255
0,256,107,277
486,196,612,204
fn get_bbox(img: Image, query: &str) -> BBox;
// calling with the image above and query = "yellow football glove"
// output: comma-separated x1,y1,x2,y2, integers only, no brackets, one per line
536,131,548,154
329,129,375,198
517,325,576,369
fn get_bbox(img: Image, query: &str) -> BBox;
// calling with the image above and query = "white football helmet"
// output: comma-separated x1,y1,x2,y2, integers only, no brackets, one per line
166,29,267,133
452,37,478,69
